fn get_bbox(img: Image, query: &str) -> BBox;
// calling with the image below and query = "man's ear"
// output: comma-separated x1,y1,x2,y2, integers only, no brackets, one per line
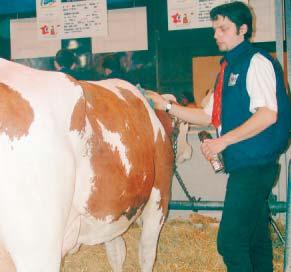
71,63,77,70
54,60,61,71
239,24,248,36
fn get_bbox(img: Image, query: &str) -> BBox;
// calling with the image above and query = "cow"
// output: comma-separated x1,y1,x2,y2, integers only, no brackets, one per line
0,58,174,272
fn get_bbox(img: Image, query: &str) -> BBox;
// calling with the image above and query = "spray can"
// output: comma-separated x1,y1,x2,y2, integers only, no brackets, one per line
198,130,224,173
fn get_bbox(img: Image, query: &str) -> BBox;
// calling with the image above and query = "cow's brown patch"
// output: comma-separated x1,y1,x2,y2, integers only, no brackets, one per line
79,82,157,221
70,97,86,132
155,110,173,138
0,83,34,140
152,130,173,217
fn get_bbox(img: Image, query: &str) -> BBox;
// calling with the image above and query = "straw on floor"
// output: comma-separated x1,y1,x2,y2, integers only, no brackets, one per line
61,213,284,272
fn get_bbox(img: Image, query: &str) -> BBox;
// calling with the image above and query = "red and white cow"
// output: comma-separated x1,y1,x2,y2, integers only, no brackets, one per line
0,58,173,272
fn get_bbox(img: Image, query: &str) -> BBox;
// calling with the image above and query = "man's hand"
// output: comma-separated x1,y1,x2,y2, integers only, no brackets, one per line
145,91,169,111
200,107,277,161
146,91,212,125
201,138,228,161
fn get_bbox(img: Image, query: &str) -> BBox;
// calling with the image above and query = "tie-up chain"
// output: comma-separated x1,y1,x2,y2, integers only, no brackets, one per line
172,119,201,211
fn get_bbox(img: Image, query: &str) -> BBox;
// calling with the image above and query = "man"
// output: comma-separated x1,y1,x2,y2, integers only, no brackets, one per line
54,48,78,78
102,55,122,79
147,2,290,271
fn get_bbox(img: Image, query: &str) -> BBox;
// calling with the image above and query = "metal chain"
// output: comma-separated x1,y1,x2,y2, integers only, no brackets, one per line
172,120,201,205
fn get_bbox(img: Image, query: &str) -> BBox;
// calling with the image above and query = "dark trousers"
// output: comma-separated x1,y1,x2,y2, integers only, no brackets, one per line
217,163,278,272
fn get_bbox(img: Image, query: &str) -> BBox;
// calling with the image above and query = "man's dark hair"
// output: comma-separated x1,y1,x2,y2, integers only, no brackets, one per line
210,1,253,40
55,49,77,69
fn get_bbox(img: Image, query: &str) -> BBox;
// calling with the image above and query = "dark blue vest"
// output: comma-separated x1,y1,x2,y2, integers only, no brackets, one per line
219,41,291,172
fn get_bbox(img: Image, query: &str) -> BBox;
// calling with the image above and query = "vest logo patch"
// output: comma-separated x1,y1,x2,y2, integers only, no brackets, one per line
228,73,239,86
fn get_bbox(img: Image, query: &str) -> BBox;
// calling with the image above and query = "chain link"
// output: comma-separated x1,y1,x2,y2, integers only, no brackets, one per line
171,120,201,209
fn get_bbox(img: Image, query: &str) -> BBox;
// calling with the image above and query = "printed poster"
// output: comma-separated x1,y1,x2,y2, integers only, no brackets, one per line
36,0,107,40
36,0,62,39
62,0,107,39
167,0,248,31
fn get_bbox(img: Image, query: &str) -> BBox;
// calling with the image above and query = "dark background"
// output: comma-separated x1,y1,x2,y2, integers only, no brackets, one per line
0,0,279,103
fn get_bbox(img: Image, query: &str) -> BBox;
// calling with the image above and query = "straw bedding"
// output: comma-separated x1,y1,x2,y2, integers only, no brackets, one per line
61,213,284,272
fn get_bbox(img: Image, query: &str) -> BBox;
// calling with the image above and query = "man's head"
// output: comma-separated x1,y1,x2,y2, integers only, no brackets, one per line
210,1,253,52
102,56,120,76
54,49,77,70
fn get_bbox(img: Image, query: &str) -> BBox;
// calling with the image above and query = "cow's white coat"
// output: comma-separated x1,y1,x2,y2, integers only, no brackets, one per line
97,120,132,176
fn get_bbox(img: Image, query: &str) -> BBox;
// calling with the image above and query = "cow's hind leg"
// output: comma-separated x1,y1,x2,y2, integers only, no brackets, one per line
139,188,167,272
105,236,126,272
139,132,173,272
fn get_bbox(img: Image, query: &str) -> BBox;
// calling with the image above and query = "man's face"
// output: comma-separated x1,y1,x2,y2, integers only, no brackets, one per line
212,15,246,52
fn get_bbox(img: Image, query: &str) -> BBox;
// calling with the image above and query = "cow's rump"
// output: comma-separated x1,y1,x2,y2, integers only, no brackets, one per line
0,58,174,272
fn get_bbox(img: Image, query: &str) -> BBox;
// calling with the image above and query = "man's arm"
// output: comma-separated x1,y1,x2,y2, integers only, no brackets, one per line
146,91,211,125
167,103,211,125
201,107,277,160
